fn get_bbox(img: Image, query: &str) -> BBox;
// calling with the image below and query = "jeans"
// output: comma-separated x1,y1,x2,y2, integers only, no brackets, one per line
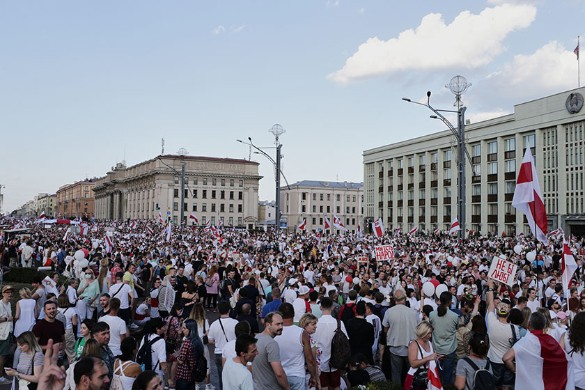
287,376,307,390
215,353,223,389
437,351,457,387
382,349,408,385
175,379,194,390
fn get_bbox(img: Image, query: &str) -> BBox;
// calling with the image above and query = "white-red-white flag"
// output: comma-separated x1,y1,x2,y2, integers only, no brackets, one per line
79,223,88,236
297,218,307,231
158,211,164,223
449,217,461,235
357,224,362,238
408,226,418,236
165,222,172,242
562,238,578,294
38,211,46,220
427,359,443,390
512,148,548,244
324,217,332,230
130,220,137,229
433,227,441,236
333,215,347,231
63,227,71,241
104,235,114,253
372,218,385,238
189,213,199,224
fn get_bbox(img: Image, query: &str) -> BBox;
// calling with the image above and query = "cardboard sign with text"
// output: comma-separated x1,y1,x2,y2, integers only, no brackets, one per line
357,255,369,264
375,245,395,261
488,256,517,286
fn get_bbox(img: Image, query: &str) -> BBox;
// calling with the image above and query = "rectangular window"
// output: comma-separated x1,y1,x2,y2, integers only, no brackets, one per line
353,195,356,202
238,192,243,200
472,164,481,176
229,191,234,200
336,194,341,202
238,217,242,225
472,184,481,196
336,206,340,213
431,153,438,163
238,204,243,213
319,206,323,213
327,194,331,201
398,159,403,168
193,190,198,198
220,204,225,212
202,203,207,212
212,178,217,186
487,162,498,174
472,144,481,157
173,202,178,211
326,206,331,213
505,159,516,173
505,137,516,152
472,204,481,215
523,133,535,149
229,204,234,212
230,179,234,187
239,180,244,187
302,192,307,201
312,218,316,225
221,179,225,186
488,140,497,154
408,156,414,167
211,203,216,212
320,193,324,201
212,190,216,199
229,217,233,225
313,193,316,201
174,189,179,198
202,190,207,199
444,187,451,197
220,190,225,199
443,169,452,179
346,195,350,202
192,204,197,212
419,154,426,165
443,149,452,161
312,205,316,212
211,216,215,225
202,216,206,224
488,183,498,195
505,181,515,193
203,178,208,185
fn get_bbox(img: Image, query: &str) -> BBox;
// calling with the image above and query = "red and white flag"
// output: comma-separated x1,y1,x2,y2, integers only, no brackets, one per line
204,220,211,229
91,224,99,233
433,227,441,236
38,211,46,220
158,211,164,224
130,220,137,229
512,148,548,244
297,218,307,231
372,218,384,238
146,226,154,236
189,213,199,224
104,235,114,253
79,223,88,236
408,226,418,236
63,227,71,242
449,217,461,235
427,359,443,390
356,224,362,238
333,215,347,231
323,217,332,230
165,222,172,242
562,238,579,294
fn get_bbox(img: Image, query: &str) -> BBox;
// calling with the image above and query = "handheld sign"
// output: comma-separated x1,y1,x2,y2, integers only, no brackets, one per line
375,245,395,261
357,255,369,264
488,256,517,287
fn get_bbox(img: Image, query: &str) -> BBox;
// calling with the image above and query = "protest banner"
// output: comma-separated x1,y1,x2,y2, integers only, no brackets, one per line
375,245,395,261
357,255,369,264
488,256,517,286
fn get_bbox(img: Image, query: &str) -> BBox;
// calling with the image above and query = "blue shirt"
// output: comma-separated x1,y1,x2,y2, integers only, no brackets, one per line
261,298,282,318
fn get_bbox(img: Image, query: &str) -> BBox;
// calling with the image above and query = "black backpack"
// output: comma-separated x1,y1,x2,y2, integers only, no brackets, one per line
462,357,496,390
329,319,351,370
339,302,356,324
136,335,163,371
192,347,207,382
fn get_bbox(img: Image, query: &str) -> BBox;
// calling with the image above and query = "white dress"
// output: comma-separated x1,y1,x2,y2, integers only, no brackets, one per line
14,299,36,337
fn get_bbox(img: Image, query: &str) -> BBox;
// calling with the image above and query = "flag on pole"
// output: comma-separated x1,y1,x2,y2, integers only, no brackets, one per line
357,224,362,238
324,217,332,230
297,218,307,231
165,222,172,242
575,43,580,60
146,226,154,236
433,227,441,236
512,148,548,244
372,218,385,238
189,213,199,224
408,226,418,236
449,218,461,235
158,211,164,223
38,211,46,220
63,227,71,241
333,215,347,231
561,238,578,294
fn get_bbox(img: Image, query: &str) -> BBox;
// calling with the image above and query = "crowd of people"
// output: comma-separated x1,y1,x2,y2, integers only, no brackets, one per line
0,216,584,390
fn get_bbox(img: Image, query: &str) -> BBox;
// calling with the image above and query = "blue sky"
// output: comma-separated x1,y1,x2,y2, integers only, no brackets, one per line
1,0,584,213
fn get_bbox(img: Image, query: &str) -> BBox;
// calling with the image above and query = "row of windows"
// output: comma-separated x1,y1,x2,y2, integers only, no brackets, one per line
311,217,357,226
174,189,243,200
299,205,358,214
170,215,243,226
173,177,244,187
300,193,359,202
172,202,244,213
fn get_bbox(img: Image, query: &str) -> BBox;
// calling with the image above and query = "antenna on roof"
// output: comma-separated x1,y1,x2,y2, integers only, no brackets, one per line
161,138,165,155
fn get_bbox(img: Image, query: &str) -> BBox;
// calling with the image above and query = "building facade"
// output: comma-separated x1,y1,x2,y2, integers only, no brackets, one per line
34,193,57,217
93,155,262,228
56,181,96,219
257,201,276,231
281,180,363,233
363,87,585,236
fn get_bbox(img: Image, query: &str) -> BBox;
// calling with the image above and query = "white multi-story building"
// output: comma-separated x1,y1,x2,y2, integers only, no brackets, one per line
363,87,585,236
281,180,363,233
93,155,261,228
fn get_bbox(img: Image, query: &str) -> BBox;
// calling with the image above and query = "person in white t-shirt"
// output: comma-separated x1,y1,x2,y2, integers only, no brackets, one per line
137,317,167,379
222,334,258,390
99,298,127,356
109,272,133,324
222,321,252,366
208,301,239,389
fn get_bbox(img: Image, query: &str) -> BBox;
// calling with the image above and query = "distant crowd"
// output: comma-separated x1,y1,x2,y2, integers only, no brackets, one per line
0,216,584,390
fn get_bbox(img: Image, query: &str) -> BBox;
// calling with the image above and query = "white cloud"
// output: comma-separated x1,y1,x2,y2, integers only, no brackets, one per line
327,4,537,84
485,41,578,98
358,8,365,14
231,25,246,33
467,109,512,123
212,25,225,35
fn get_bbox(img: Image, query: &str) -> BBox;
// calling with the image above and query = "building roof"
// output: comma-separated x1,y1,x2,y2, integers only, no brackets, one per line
285,180,363,190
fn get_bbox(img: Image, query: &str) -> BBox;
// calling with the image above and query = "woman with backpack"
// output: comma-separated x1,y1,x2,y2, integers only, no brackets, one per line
175,319,205,390
454,332,494,390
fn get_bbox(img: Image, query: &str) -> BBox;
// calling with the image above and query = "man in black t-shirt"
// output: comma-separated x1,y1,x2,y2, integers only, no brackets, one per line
32,301,65,358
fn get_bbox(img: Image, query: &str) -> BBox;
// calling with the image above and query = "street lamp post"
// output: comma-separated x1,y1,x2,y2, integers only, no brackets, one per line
403,76,471,239
237,124,290,233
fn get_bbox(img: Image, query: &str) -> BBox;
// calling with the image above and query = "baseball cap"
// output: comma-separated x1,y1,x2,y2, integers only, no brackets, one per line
298,285,310,295
496,302,510,315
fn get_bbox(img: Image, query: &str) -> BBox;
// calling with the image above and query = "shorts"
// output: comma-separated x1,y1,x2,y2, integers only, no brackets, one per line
320,370,341,388
491,362,515,387
0,337,11,356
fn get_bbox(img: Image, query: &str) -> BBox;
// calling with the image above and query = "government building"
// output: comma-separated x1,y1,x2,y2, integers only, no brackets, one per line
363,87,585,236
281,180,363,233
93,155,261,229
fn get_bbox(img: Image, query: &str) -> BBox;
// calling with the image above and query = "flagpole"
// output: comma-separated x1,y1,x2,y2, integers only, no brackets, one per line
578,36,581,88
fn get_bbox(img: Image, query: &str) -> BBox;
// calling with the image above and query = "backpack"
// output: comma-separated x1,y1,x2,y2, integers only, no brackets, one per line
192,348,208,383
463,357,496,390
329,319,351,370
136,335,163,371
338,302,357,324
509,324,518,347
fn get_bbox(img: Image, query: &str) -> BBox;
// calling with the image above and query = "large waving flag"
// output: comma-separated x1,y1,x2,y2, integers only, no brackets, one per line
104,234,114,253
189,213,199,224
38,211,46,220
562,238,578,294
333,214,347,231
427,359,443,390
323,217,332,230
512,148,548,244
158,211,164,223
408,226,418,236
372,217,384,238
449,217,461,235
165,222,172,242
297,218,307,231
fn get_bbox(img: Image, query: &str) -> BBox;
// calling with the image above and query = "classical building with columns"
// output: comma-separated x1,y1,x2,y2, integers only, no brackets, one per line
363,87,585,236
93,155,261,228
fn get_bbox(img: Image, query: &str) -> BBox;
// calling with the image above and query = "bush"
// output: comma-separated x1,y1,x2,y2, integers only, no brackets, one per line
349,382,403,390
3,267,50,283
